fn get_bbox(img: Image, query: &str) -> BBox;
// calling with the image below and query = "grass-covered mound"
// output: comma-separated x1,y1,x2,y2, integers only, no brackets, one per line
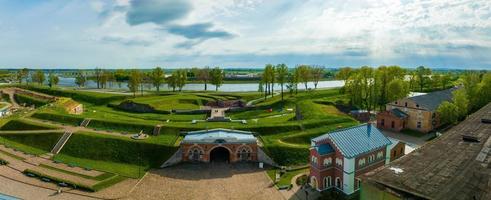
18,85,127,105
130,94,214,111
0,132,64,155
31,112,84,126
0,119,61,131
14,93,50,107
57,132,178,178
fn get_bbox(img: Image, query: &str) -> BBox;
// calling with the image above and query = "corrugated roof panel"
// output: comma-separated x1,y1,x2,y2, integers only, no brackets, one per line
313,124,392,158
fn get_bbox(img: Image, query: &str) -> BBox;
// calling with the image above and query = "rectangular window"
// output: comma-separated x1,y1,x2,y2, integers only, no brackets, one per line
417,121,422,128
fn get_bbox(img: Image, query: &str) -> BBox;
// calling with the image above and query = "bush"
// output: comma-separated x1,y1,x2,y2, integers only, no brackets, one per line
0,119,60,131
264,145,309,166
31,113,84,126
14,93,49,107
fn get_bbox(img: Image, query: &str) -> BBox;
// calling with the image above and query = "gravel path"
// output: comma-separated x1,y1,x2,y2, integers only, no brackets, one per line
128,162,284,200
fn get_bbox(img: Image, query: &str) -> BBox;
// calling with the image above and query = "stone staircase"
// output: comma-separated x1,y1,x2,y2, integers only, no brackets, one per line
80,119,91,127
160,148,182,168
51,131,73,154
153,125,162,136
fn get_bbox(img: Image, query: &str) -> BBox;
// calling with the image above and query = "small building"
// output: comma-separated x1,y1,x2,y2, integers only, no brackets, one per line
388,138,405,162
58,98,83,115
181,129,258,163
362,102,491,200
377,87,457,133
349,110,371,122
309,124,392,195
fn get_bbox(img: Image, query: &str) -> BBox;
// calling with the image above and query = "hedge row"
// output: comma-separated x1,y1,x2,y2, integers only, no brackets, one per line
14,93,49,107
19,86,127,105
31,113,84,126
240,124,302,135
24,169,95,192
0,119,60,131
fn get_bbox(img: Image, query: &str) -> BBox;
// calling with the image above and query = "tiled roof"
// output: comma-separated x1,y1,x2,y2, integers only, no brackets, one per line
390,108,408,119
408,87,457,111
317,143,334,155
312,124,392,158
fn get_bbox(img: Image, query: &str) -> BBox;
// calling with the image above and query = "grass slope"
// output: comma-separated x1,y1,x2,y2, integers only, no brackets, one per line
0,132,64,155
0,119,60,131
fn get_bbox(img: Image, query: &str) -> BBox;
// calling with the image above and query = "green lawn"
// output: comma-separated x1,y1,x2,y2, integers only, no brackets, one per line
0,132,63,155
267,168,309,187
0,119,61,131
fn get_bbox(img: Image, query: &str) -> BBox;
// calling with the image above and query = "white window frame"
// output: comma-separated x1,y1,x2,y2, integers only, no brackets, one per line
324,176,332,188
323,157,332,167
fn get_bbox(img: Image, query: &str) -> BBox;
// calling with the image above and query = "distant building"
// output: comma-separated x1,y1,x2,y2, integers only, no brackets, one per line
58,98,83,115
181,129,258,163
377,87,457,133
309,124,393,195
362,102,491,200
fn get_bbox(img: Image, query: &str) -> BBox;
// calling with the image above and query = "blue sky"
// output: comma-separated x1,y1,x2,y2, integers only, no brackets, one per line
0,0,490,69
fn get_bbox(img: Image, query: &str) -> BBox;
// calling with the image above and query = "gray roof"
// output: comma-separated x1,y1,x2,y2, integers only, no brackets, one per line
408,87,457,111
312,124,392,158
182,128,256,144
390,108,408,119
363,102,491,200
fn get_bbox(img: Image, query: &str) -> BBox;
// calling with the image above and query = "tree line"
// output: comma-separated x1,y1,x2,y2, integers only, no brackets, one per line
259,64,326,101
14,68,60,88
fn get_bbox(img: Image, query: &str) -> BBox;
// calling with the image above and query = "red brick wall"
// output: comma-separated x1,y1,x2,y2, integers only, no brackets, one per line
376,111,405,132
181,143,258,163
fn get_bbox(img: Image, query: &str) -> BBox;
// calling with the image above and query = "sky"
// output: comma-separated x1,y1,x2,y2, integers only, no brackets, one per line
0,0,490,69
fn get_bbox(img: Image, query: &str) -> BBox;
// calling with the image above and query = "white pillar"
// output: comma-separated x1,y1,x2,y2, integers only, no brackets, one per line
342,157,355,194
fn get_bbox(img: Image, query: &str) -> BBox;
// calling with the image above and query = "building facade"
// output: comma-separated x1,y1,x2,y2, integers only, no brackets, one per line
377,88,457,133
180,129,258,163
309,124,393,195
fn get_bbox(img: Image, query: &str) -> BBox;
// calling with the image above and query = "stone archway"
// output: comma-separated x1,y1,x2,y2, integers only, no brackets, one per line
210,146,231,162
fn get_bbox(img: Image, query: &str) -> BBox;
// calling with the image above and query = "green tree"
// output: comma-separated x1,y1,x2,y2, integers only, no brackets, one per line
440,73,452,89
336,67,352,82
16,68,29,84
210,67,224,91
387,79,409,102
415,66,431,92
166,74,178,92
452,89,469,120
128,70,142,97
437,101,459,125
462,72,481,112
75,71,86,88
196,67,210,91
114,69,127,89
150,67,165,92
32,70,45,85
276,64,288,101
477,73,491,108
176,69,187,91
47,72,59,88
94,67,103,89
311,66,324,89
297,65,311,90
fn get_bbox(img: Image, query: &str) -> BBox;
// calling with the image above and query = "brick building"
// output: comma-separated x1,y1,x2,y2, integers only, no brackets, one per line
377,88,457,133
181,129,258,163
309,124,393,195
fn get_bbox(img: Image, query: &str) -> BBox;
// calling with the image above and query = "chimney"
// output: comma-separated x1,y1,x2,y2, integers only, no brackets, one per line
367,123,372,137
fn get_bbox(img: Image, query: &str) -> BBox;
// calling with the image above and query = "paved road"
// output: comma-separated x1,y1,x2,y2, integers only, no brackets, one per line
129,162,284,200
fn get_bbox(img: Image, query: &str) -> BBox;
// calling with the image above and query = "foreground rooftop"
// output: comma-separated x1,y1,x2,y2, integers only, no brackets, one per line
364,102,491,200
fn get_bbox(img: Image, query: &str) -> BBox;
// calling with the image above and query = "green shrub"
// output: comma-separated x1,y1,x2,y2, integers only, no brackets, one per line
0,158,8,165
31,113,84,126
14,93,49,107
23,169,95,192
0,119,60,131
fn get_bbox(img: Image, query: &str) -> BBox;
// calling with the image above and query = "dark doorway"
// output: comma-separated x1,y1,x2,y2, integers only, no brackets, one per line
210,147,230,162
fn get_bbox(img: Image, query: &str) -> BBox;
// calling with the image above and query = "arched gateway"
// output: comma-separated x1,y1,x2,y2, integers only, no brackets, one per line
181,129,258,163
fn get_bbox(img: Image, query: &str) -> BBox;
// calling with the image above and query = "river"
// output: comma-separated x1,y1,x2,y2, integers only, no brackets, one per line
58,77,344,92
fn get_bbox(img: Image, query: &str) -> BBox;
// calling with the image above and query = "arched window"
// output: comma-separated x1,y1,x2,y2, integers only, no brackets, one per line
358,158,366,167
323,157,332,167
237,146,252,161
377,151,383,159
356,178,362,190
311,156,318,165
310,176,318,190
335,177,342,189
336,158,343,167
189,147,203,161
324,176,332,188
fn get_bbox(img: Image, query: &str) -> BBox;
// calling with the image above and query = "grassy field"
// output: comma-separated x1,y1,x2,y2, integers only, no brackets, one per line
267,167,309,187
55,131,178,178
0,119,61,131
21,87,357,173
0,132,64,155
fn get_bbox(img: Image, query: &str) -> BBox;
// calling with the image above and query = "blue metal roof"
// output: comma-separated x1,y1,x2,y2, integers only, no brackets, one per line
317,144,334,155
312,124,392,158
